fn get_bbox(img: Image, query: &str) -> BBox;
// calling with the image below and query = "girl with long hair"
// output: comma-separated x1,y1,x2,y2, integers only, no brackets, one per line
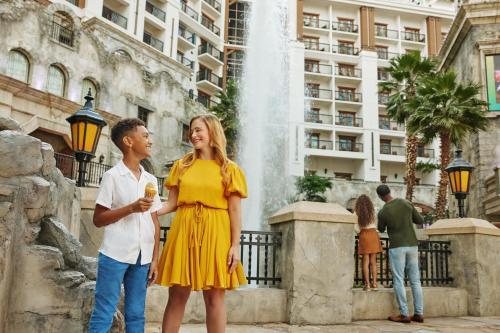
354,194,383,291
155,114,247,333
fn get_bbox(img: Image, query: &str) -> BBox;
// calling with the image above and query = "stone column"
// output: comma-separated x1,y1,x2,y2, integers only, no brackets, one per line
426,16,442,57
425,218,500,316
269,201,356,325
296,0,303,41
360,6,375,50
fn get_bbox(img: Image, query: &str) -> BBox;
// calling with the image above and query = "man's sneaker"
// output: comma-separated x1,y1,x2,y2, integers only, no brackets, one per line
388,314,411,323
411,314,424,323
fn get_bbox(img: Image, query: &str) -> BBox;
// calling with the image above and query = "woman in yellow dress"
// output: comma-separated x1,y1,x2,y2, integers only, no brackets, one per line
156,114,247,333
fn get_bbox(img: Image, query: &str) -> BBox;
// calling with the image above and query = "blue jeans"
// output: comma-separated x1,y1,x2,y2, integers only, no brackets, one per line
389,246,423,316
88,252,150,333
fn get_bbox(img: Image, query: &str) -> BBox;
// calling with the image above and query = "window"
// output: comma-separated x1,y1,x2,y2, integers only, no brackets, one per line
306,108,320,123
337,111,355,126
337,63,355,77
226,50,244,81
51,12,74,47
138,106,152,128
404,27,421,42
82,78,98,105
47,65,66,96
337,87,356,102
380,175,387,183
375,45,388,60
181,123,191,144
380,139,392,154
375,23,388,37
338,40,355,55
197,90,211,108
303,36,321,51
228,2,249,45
307,133,320,149
304,59,320,73
7,50,29,83
303,13,319,28
334,172,352,181
378,68,389,81
305,83,320,98
338,136,355,151
337,18,355,32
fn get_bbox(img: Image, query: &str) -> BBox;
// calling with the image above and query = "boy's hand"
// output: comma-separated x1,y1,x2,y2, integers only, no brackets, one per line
131,198,154,213
148,260,158,286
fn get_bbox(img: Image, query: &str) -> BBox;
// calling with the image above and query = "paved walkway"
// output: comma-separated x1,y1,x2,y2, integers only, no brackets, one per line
146,317,500,333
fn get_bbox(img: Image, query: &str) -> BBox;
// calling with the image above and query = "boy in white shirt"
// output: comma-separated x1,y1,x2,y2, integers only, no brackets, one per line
88,118,162,333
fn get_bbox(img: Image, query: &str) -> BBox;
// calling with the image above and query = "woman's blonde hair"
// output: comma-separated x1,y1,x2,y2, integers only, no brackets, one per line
179,114,230,186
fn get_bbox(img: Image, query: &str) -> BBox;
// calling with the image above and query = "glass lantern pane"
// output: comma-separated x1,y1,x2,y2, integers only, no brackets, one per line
460,170,470,192
454,171,461,193
449,171,457,193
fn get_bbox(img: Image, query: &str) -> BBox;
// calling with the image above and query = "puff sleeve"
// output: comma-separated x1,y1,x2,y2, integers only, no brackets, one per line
164,160,181,189
224,163,248,198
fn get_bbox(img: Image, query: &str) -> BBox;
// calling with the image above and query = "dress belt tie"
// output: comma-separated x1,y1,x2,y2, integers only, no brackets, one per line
178,203,224,248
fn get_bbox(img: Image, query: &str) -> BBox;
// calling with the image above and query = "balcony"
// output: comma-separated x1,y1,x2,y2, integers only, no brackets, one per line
335,66,361,78
375,27,399,39
335,115,363,127
145,1,166,22
143,32,164,52
332,44,359,56
50,21,74,47
303,17,330,30
197,69,223,92
417,148,435,158
102,6,128,29
402,31,426,43
176,53,194,69
181,2,198,21
306,139,333,150
378,93,390,105
376,50,399,60
379,117,405,131
332,21,359,33
378,69,390,81
201,15,220,36
198,43,224,66
304,41,330,52
305,88,333,100
305,112,333,124
335,91,362,103
203,0,221,13
178,25,196,48
380,144,405,156
336,141,363,152
305,63,332,76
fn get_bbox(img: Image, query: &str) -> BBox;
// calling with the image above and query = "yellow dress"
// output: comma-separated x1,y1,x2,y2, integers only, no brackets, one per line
156,158,248,290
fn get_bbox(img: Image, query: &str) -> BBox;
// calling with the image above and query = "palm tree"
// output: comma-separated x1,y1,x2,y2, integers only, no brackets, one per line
210,79,239,158
381,52,436,201
407,70,488,219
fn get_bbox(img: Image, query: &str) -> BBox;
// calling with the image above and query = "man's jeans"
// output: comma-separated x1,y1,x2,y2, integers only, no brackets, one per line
389,246,423,316
88,252,150,333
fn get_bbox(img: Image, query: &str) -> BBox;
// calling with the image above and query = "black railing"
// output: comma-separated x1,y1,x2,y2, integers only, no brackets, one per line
354,236,453,287
50,21,74,47
375,27,399,39
379,117,405,131
143,32,164,52
177,53,194,69
203,0,221,12
332,21,359,33
335,66,361,78
333,44,360,56
380,144,405,156
304,41,330,52
197,69,223,88
181,2,199,21
304,62,332,75
417,148,435,158
335,115,363,127
178,26,196,44
160,227,282,286
303,16,330,29
376,50,399,60
102,6,128,29
198,43,224,62
305,88,333,100
335,91,362,103
145,1,166,22
305,112,333,124
188,91,219,108
336,141,363,152
402,30,426,43
305,139,333,150
201,15,220,35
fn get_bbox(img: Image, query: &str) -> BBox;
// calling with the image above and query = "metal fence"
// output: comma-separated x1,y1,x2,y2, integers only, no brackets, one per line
354,236,453,287
160,227,282,287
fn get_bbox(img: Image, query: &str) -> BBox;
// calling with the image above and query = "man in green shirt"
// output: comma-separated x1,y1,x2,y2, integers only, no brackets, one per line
377,185,424,324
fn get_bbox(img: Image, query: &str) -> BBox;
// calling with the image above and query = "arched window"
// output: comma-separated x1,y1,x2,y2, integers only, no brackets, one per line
7,50,30,83
51,11,74,47
47,65,66,96
82,78,98,105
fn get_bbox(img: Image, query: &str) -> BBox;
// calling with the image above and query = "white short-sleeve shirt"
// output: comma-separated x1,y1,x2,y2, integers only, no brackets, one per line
95,160,162,265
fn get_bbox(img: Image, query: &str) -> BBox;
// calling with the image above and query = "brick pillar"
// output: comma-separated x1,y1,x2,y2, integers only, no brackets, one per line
297,0,303,41
426,16,442,57
269,201,356,324
360,6,375,50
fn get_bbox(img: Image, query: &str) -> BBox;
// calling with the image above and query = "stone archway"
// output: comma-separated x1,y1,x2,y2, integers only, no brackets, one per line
30,128,73,178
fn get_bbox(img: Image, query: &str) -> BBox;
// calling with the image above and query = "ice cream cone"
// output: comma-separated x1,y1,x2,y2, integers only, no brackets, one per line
145,182,157,199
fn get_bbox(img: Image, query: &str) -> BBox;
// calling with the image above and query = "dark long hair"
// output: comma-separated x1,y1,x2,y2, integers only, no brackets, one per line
354,194,375,227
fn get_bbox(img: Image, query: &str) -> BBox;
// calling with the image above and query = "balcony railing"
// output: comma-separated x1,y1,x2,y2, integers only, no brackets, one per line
145,1,166,22
197,69,223,88
375,27,399,39
379,117,405,131
178,25,196,44
379,93,390,104
335,115,363,127
304,63,332,75
304,112,333,124
305,139,333,150
380,144,405,156
333,44,360,56
198,43,224,62
336,141,363,152
305,88,333,100
181,2,199,21
335,66,361,78
203,0,221,12
188,91,218,108
376,50,399,60
201,15,220,35
332,21,359,33
143,32,164,52
50,21,74,47
335,91,362,103
102,6,128,29
417,148,435,158
402,31,426,43
303,16,330,29
177,53,194,69
304,41,330,52
378,70,390,81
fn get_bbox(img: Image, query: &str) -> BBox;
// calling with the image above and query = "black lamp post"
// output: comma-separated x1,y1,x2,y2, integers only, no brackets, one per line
445,148,473,218
66,89,107,187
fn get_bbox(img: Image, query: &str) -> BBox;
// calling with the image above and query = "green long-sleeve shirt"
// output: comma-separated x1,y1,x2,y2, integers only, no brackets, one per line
377,198,424,248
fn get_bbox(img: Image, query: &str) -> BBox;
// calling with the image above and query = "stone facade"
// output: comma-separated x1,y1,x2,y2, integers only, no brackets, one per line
439,1,500,221
0,0,205,179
